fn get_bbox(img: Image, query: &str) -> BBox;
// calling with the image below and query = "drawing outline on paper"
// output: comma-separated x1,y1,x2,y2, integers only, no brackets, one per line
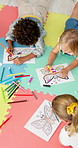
31,105,56,136
36,63,74,87
3,47,35,64
24,100,61,141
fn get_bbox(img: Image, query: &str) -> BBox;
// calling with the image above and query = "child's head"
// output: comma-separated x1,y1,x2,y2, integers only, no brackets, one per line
13,18,40,46
59,29,78,56
52,94,78,136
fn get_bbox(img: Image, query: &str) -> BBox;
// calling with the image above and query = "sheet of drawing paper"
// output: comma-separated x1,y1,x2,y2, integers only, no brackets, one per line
3,47,35,64
24,99,61,142
36,63,74,87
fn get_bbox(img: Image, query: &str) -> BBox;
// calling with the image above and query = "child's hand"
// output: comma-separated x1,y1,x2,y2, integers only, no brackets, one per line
59,68,69,78
44,65,50,72
13,57,25,65
44,65,52,72
7,47,14,52
6,47,14,55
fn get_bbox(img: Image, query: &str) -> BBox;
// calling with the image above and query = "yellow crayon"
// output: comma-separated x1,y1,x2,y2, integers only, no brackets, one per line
47,65,52,73
6,72,24,77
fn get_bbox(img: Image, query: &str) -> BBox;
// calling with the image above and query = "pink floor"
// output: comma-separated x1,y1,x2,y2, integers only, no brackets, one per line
0,5,71,148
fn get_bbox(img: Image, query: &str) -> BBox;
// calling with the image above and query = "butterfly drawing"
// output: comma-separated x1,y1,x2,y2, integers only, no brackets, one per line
43,73,69,84
31,105,57,136
42,65,69,84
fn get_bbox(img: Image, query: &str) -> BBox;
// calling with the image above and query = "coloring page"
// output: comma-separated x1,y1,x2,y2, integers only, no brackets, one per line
3,47,35,64
36,63,74,87
24,99,61,142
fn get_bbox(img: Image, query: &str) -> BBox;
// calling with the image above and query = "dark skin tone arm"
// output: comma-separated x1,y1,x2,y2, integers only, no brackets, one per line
6,40,37,65
6,40,14,53
13,53,37,65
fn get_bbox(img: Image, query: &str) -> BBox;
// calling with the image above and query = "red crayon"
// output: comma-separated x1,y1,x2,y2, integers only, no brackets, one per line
14,75,30,78
0,115,12,128
14,94,33,96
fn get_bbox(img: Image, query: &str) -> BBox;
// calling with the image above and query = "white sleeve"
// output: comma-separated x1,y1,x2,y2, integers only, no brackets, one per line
59,127,70,146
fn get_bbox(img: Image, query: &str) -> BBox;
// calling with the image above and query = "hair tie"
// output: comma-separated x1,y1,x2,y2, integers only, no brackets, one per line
67,102,78,115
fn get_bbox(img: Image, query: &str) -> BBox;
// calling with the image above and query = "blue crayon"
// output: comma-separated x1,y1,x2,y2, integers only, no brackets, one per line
0,77,13,84
9,67,13,74
4,78,20,85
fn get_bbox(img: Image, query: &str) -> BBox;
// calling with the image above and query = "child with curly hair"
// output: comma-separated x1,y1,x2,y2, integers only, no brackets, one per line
6,0,50,65
44,2,78,78
52,94,78,148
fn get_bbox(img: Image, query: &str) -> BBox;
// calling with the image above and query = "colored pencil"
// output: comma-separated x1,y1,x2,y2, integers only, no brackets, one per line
14,93,33,96
32,91,38,99
12,81,28,93
0,43,14,56
0,76,13,84
0,67,5,82
0,43,7,50
9,67,13,74
8,100,28,104
0,43,14,55
6,84,15,93
52,110,59,122
8,86,19,99
6,49,14,55
5,83,15,91
8,84,18,95
15,75,30,78
6,72,24,77
47,65,53,73
1,87,6,102
0,115,12,128
6,81,20,92
4,78,20,85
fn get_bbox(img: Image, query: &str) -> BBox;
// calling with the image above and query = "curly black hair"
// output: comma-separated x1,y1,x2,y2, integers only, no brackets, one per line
13,18,40,46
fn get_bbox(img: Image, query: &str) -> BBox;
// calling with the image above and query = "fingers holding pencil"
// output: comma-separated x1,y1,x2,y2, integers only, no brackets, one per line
0,43,14,55
6,47,14,55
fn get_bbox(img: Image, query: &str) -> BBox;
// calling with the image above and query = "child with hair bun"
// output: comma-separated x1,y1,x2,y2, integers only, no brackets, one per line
52,94,78,148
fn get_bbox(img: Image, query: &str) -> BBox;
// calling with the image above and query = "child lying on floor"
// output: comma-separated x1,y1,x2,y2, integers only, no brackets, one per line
44,2,78,78
6,0,50,65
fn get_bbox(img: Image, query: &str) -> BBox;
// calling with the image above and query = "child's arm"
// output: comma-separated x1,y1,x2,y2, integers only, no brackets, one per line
60,58,78,78
44,43,59,71
7,40,14,52
13,53,37,65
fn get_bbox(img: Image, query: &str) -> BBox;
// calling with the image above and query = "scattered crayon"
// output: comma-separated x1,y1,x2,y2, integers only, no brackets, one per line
6,72,24,77
14,93,33,96
9,67,13,74
1,87,6,102
28,77,33,85
0,67,5,82
0,116,12,128
8,100,28,104
32,91,38,99
15,75,30,78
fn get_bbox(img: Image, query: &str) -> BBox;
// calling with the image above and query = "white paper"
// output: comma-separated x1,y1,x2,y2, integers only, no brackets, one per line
36,63,74,87
3,47,35,64
24,99,61,142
